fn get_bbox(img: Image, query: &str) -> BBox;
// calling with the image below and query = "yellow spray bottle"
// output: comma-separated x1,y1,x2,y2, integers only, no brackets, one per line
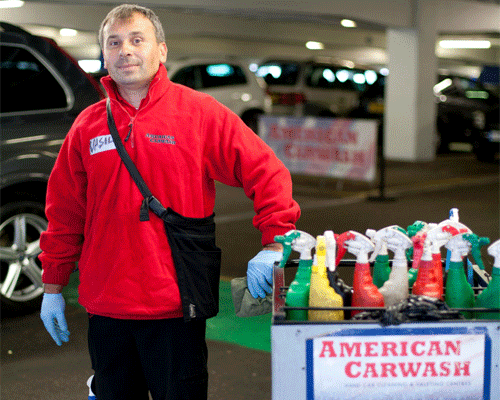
308,233,344,321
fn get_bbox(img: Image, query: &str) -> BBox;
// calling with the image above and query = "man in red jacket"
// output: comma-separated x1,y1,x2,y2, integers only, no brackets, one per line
39,4,300,400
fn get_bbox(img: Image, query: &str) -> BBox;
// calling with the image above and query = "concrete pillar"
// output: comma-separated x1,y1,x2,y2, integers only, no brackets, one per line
384,0,439,161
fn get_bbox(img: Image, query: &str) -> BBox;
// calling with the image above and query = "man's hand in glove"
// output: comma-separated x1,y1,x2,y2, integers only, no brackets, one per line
40,293,70,346
247,246,283,299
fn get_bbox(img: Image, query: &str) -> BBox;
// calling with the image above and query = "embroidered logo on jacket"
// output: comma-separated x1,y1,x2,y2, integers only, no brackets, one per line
89,134,116,155
146,134,176,144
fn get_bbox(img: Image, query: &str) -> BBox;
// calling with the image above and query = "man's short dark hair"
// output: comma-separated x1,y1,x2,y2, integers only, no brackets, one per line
99,4,165,48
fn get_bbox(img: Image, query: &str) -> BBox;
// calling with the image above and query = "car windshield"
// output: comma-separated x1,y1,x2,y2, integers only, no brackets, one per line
256,62,301,86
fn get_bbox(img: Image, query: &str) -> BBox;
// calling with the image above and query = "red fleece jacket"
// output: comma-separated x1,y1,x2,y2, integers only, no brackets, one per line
39,64,300,319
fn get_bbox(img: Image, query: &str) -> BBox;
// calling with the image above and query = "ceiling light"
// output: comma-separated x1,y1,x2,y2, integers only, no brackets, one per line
306,41,324,50
439,40,491,49
341,19,357,28
60,28,78,37
0,0,24,8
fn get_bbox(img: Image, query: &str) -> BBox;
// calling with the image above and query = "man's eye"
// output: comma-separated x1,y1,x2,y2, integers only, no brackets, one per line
134,38,143,44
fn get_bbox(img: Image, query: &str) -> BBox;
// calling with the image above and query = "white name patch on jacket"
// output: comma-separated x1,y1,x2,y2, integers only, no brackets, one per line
90,134,116,155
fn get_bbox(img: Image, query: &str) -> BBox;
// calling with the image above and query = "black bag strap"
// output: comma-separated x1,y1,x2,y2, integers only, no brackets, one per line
106,98,167,221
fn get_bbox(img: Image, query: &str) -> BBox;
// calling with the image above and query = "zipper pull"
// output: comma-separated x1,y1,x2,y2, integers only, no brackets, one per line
125,124,132,142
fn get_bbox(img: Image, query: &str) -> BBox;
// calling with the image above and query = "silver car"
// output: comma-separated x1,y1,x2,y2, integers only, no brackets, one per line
166,58,271,133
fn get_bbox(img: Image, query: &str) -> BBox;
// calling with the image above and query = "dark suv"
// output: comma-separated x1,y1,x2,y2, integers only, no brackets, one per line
0,22,104,314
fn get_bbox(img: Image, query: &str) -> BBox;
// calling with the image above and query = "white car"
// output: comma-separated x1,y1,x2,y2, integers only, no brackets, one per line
165,59,271,133
256,59,380,118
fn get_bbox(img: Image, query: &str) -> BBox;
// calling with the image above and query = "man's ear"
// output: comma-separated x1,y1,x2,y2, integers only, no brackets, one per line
160,43,167,64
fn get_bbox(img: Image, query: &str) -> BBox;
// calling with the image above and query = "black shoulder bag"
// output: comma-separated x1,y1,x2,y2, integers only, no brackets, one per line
106,98,221,321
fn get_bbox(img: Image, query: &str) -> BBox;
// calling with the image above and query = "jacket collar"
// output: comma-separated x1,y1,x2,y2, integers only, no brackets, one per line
101,63,171,111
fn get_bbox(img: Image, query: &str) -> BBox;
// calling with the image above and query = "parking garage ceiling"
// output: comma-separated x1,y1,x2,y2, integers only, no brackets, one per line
1,0,499,77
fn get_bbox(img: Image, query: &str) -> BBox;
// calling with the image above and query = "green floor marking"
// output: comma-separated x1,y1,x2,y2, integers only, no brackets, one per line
63,275,272,352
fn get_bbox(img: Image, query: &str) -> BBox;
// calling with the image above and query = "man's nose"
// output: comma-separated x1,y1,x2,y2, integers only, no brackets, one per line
119,41,133,56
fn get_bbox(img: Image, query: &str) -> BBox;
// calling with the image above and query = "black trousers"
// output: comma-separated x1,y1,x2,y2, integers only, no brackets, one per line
88,315,208,400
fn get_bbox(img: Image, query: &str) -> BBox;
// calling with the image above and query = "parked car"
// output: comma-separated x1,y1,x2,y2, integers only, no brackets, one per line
0,22,105,314
349,72,499,159
165,58,271,133
435,74,499,154
255,59,380,118
472,102,499,162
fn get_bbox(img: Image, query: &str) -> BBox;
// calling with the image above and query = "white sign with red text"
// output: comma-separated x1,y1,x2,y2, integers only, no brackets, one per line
259,116,378,182
306,333,486,400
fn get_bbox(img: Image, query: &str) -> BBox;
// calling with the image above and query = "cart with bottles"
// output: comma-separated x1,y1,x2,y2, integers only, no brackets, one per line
270,230,500,400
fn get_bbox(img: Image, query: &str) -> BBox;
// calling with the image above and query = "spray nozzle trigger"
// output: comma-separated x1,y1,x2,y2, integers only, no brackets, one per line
290,230,316,260
324,230,336,272
274,230,301,268
463,233,490,270
487,239,500,269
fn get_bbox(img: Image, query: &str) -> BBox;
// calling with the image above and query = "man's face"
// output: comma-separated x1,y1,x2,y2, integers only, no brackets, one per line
102,12,167,91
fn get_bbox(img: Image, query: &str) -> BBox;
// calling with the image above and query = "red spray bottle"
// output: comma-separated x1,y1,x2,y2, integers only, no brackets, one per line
336,231,384,317
412,223,465,299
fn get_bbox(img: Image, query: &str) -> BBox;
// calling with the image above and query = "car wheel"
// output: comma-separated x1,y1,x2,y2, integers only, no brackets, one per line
0,201,47,315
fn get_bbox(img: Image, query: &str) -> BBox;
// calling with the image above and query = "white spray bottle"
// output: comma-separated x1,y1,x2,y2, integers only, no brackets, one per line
366,225,405,288
370,228,412,307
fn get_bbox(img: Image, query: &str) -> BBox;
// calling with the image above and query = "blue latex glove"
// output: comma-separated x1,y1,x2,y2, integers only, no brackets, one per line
40,293,70,346
247,250,282,299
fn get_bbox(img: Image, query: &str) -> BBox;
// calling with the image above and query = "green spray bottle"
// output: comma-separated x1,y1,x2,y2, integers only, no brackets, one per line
444,232,475,318
370,228,413,307
366,225,407,288
284,230,316,321
475,239,500,320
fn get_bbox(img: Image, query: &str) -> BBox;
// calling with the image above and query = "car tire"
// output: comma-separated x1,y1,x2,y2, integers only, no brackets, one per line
0,201,47,316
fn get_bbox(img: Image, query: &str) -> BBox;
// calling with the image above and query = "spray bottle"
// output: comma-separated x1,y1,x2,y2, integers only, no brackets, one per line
406,221,429,287
325,230,353,319
308,234,344,321
370,228,413,306
475,239,500,320
284,231,316,321
365,225,405,288
336,231,384,317
412,223,462,299
444,232,475,318
463,233,490,271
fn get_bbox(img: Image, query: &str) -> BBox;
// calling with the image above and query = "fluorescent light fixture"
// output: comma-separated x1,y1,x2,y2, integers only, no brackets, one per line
0,0,24,8
379,68,389,76
336,70,349,83
60,28,78,37
364,70,378,85
78,59,102,73
306,41,324,50
439,40,491,49
341,19,357,28
322,69,335,83
434,78,452,93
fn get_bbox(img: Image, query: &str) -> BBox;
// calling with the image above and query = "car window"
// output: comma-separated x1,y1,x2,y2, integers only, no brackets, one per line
198,63,247,89
0,44,68,114
170,65,199,89
306,65,370,91
256,62,301,86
